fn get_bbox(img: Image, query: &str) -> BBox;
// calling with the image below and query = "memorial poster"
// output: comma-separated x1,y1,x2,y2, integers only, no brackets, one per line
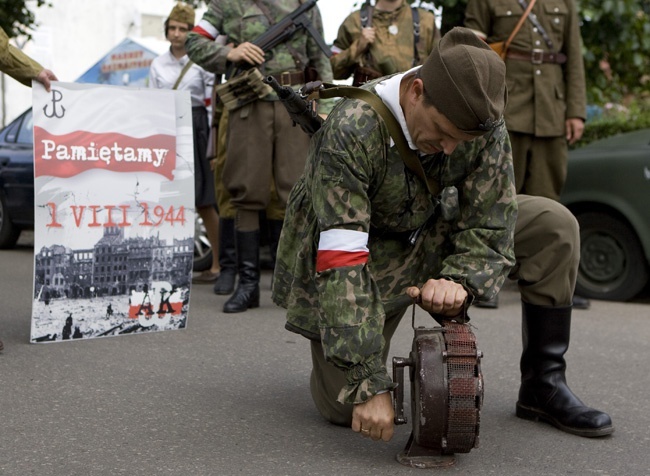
30,82,195,342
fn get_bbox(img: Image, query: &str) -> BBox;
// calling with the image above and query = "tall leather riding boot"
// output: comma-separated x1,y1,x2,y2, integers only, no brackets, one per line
213,218,237,295
516,302,614,437
223,230,260,313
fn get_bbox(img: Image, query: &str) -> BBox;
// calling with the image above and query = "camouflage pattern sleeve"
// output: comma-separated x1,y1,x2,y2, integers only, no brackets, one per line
185,0,231,75
438,124,518,303
308,101,397,404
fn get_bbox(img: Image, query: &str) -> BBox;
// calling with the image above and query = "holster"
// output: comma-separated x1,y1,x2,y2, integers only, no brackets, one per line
488,41,508,60
215,68,273,112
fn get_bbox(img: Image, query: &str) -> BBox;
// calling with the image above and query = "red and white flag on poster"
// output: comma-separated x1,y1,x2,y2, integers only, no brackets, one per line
30,81,195,343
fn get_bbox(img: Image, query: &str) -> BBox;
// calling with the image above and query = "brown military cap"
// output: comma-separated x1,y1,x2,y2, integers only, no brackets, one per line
168,2,195,26
420,27,506,135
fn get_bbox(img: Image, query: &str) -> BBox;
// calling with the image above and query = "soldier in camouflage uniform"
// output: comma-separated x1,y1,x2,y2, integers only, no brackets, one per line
330,0,440,84
274,27,513,441
272,28,613,441
185,0,333,313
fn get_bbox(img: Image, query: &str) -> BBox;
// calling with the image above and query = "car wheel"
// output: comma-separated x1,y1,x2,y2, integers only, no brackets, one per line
0,192,21,249
575,212,649,301
193,215,212,272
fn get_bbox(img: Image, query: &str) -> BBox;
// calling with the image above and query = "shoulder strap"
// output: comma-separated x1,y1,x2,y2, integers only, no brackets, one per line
318,84,440,197
253,0,275,23
504,0,537,51
358,3,374,67
411,7,420,66
360,3,373,28
517,0,554,50
173,60,194,90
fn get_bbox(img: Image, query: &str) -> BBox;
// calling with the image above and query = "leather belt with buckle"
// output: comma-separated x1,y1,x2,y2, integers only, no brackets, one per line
506,48,567,65
271,70,305,86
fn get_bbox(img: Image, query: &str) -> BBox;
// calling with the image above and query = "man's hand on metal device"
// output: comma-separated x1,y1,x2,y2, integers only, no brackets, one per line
407,278,467,317
351,392,394,442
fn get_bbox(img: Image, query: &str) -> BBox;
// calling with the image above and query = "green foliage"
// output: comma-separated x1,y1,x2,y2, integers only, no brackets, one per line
579,0,650,105
573,98,650,148
0,0,49,39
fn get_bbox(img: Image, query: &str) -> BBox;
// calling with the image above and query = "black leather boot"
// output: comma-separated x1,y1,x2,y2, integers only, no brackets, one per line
223,230,260,313
213,218,237,295
516,302,614,437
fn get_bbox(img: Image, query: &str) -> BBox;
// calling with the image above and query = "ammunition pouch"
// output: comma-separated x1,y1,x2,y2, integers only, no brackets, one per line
215,68,273,112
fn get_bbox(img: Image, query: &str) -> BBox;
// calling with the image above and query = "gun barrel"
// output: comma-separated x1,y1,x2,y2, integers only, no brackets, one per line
263,75,323,136
263,75,293,100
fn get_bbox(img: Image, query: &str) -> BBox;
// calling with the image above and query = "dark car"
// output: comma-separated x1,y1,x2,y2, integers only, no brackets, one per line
0,108,213,270
561,128,650,301
0,108,33,248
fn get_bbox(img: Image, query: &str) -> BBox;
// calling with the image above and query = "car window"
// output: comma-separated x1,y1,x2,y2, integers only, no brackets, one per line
15,109,34,145
3,117,21,143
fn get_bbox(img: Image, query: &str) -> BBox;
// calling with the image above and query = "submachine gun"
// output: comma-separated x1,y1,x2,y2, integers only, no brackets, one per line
219,0,331,111
226,0,330,78
266,78,484,468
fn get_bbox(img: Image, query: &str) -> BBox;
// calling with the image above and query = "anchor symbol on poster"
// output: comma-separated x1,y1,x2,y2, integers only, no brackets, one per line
43,89,66,119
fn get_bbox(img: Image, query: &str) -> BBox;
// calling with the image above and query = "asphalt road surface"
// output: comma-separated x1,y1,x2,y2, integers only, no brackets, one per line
1,232,649,476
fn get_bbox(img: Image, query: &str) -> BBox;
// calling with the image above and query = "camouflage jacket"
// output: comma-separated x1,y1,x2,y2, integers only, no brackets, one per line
331,3,439,80
465,0,586,137
0,27,43,87
271,79,517,405
185,0,333,101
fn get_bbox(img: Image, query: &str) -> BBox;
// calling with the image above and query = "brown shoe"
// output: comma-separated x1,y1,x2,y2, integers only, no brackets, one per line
192,270,220,284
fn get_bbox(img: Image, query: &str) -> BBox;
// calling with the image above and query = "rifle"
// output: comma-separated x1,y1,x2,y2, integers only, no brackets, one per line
228,0,331,78
263,75,324,136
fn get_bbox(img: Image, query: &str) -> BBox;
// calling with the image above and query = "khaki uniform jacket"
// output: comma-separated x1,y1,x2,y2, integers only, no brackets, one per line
331,3,439,80
0,27,43,87
464,0,586,137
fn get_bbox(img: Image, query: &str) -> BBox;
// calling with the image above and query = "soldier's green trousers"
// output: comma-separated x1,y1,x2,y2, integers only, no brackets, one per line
511,132,568,201
215,108,295,223
309,194,579,425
